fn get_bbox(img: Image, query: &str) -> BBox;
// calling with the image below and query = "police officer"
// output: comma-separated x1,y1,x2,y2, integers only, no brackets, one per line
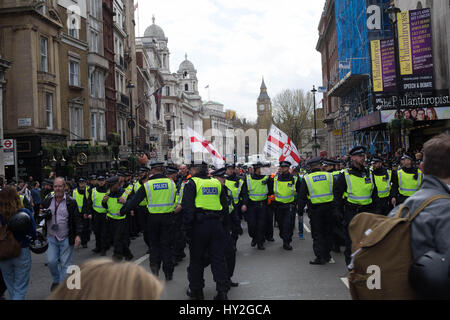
131,167,150,246
271,161,301,251
123,162,176,280
87,175,109,255
224,164,244,246
391,153,423,207
298,157,335,264
73,177,90,248
167,166,186,266
212,167,241,288
241,162,273,250
41,179,54,201
292,166,305,240
371,156,393,215
182,161,230,300
102,176,133,261
334,146,381,268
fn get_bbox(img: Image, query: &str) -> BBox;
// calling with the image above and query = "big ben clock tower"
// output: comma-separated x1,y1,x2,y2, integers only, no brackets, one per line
257,77,272,129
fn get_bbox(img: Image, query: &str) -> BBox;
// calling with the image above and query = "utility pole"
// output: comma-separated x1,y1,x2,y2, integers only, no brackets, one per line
312,85,318,157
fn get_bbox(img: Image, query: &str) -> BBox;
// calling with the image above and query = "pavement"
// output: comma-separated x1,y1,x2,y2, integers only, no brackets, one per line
18,215,351,300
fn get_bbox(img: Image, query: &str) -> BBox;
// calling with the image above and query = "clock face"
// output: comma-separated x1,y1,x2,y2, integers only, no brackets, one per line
259,105,265,111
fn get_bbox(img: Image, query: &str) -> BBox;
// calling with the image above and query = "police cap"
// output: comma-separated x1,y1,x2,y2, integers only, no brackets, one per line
106,176,119,185
349,146,366,156
371,156,383,164
43,178,54,186
190,160,208,168
253,162,264,169
401,153,414,161
166,166,178,174
321,158,336,166
97,176,106,181
307,157,322,167
225,163,235,169
149,161,164,169
89,175,97,180
139,166,150,173
211,167,226,178
78,177,87,183
279,161,291,168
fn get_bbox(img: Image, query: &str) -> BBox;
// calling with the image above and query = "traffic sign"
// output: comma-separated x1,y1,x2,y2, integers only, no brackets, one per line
3,139,13,150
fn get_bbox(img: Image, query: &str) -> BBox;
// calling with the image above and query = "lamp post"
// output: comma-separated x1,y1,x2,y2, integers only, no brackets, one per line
386,4,403,151
311,85,318,157
127,81,135,172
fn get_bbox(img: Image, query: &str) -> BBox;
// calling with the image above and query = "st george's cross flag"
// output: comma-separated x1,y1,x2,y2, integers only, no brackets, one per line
187,127,225,167
263,124,301,166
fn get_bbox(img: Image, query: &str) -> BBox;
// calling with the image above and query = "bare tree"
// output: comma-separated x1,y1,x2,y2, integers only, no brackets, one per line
272,89,314,152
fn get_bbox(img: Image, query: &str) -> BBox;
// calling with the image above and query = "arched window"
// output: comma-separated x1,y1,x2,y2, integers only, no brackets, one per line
185,84,189,91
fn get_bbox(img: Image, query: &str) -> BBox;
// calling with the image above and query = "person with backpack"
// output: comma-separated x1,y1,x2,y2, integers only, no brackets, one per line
334,146,381,268
0,186,37,300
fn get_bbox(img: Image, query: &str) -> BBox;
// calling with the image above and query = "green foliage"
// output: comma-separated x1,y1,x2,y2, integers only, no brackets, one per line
107,132,121,146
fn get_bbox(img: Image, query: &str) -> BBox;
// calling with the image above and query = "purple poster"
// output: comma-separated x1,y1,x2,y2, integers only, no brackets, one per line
398,8,433,91
380,39,396,92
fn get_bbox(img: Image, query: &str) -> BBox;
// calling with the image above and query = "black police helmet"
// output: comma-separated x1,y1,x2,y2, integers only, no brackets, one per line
29,230,49,254
409,250,450,299
7,211,31,233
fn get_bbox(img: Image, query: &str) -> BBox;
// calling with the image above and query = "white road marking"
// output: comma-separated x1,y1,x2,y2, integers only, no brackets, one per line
134,254,149,265
303,223,311,233
341,277,349,289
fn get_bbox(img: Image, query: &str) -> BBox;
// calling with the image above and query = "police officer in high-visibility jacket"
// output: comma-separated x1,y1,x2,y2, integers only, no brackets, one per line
182,160,230,300
212,167,241,289
299,157,336,264
102,176,133,261
241,162,273,251
371,156,394,215
173,169,191,264
334,146,381,268
73,177,90,248
131,167,150,246
122,162,176,281
225,163,244,246
391,153,423,207
87,175,109,255
270,161,301,251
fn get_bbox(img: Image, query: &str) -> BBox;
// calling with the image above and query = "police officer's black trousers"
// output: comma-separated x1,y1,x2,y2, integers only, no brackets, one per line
274,203,296,245
108,217,129,258
309,205,333,261
224,229,236,280
136,206,149,247
188,218,229,293
343,203,373,265
265,204,275,240
172,211,186,259
379,197,393,216
93,212,109,251
80,216,91,245
245,201,267,246
147,213,174,276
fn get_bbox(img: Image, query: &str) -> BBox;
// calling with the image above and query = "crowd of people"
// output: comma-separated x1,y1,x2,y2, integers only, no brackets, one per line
0,133,449,300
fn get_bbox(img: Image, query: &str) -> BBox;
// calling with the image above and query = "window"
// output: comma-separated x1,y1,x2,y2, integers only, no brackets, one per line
69,60,80,86
166,86,170,96
40,37,48,72
69,26,79,39
91,113,97,140
70,105,83,140
97,73,103,98
166,120,171,132
90,31,99,53
90,71,95,97
165,103,170,113
185,84,189,91
90,0,99,18
99,112,105,141
46,93,53,130
117,117,126,145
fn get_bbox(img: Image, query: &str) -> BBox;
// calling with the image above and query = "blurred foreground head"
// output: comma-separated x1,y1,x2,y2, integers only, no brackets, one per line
48,258,163,300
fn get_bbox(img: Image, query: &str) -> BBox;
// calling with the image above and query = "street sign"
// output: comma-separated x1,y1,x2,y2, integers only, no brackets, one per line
318,86,327,93
3,139,15,166
128,119,136,129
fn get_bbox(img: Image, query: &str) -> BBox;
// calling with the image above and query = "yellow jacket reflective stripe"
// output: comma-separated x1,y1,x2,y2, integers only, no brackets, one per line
191,177,223,211
274,175,298,203
144,178,175,214
92,188,107,213
246,175,268,201
398,169,423,196
304,172,334,204
106,191,127,220
344,169,374,205
373,170,392,198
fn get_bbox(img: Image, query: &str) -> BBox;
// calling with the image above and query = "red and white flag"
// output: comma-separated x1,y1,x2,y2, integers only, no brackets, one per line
187,127,225,167
264,124,301,166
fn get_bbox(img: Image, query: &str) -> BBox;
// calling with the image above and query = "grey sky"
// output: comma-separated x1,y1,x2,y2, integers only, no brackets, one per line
135,0,325,121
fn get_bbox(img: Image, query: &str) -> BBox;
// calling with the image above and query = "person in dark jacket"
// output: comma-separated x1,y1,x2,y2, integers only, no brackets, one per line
0,186,37,300
41,177,83,292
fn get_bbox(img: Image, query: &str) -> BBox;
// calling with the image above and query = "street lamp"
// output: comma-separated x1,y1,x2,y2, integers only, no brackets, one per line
311,85,318,157
386,4,404,150
127,81,136,172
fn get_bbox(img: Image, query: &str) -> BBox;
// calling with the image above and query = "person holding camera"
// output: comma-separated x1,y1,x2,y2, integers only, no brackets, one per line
40,177,83,292
0,186,37,300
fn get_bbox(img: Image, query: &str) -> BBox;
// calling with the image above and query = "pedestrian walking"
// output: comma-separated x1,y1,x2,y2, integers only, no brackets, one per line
41,177,83,291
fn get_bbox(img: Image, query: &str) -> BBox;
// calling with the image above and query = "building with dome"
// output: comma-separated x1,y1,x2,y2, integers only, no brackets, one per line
137,17,206,163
